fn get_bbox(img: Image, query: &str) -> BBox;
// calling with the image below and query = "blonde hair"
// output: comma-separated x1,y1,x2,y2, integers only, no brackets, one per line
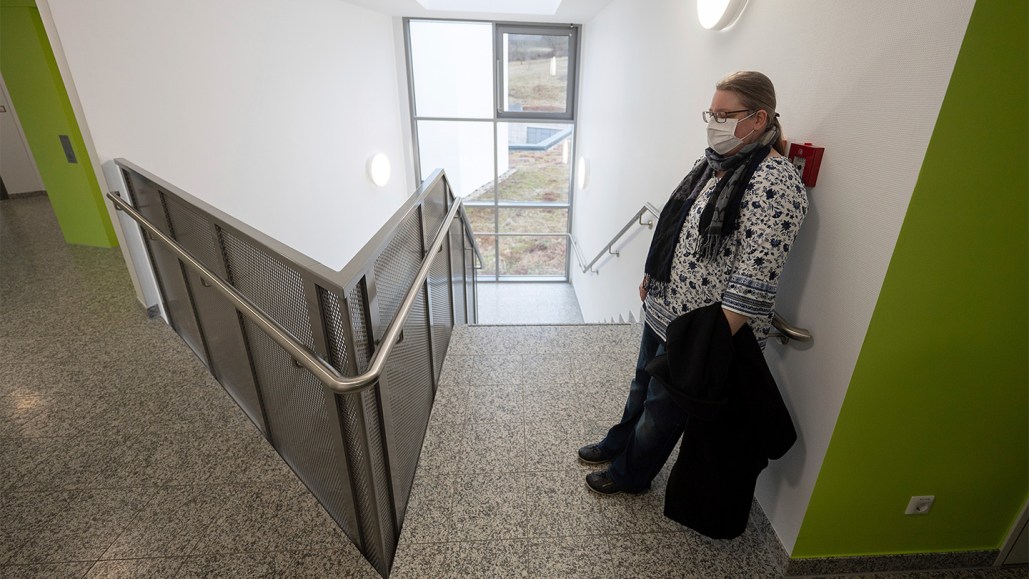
716,71,785,154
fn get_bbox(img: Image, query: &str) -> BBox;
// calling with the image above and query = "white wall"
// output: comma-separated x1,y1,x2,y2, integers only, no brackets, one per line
44,0,410,271
572,0,975,552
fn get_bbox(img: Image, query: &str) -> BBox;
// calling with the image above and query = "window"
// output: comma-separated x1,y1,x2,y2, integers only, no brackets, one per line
497,26,577,120
406,19,580,281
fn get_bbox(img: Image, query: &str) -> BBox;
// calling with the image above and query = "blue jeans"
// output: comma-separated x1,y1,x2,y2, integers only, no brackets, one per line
596,323,688,490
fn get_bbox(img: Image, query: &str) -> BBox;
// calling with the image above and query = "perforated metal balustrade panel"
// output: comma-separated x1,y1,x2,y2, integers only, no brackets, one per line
220,233,356,542
122,174,207,364
423,184,455,380
242,320,356,541
163,197,266,432
321,286,395,573
163,197,221,272
221,230,315,348
421,182,448,247
373,209,434,525
428,239,453,382
450,220,468,327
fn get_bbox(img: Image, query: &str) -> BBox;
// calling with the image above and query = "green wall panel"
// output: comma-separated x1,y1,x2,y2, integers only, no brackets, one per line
793,0,1028,557
0,3,117,247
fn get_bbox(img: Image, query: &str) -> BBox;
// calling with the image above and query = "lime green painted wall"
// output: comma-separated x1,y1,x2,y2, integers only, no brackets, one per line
0,2,117,247
793,0,1028,557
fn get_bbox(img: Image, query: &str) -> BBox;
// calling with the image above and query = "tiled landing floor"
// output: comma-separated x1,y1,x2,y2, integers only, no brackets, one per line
390,323,789,578
0,196,377,578
475,282,584,325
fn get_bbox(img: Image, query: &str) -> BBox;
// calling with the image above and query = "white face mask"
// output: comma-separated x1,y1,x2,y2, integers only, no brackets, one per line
707,111,756,155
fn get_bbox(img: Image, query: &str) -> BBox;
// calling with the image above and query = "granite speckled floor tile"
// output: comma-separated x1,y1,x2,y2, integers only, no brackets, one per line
177,548,378,578
525,471,606,538
523,385,581,423
526,535,620,579
469,385,524,422
0,396,44,437
447,539,529,578
523,421,583,471
173,552,275,578
9,487,155,564
429,384,474,423
99,485,232,560
0,561,93,578
1,489,80,530
0,526,28,565
266,548,379,578
188,483,346,556
15,394,119,439
597,483,683,535
439,355,527,386
572,355,636,386
460,422,525,473
521,354,579,384
83,557,186,578
10,436,133,491
606,532,703,579
397,495,451,545
417,422,469,476
450,472,527,542
389,542,452,578
579,380,633,423
0,360,82,398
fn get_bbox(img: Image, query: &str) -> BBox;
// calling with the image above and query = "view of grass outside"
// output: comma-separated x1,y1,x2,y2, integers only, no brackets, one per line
465,126,572,277
505,34,569,113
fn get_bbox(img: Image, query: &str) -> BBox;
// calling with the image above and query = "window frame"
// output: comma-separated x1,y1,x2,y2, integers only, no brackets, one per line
494,24,579,121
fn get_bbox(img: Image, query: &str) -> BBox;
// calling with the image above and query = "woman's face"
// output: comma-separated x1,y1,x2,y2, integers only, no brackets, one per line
709,89,766,155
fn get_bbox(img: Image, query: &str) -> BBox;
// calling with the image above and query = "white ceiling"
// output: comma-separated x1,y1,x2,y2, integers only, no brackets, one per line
341,0,616,23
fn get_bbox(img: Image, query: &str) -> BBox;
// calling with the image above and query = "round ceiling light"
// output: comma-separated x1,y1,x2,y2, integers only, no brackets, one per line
697,0,748,31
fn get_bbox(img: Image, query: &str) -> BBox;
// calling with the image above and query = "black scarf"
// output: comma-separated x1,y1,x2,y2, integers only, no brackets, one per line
644,144,771,283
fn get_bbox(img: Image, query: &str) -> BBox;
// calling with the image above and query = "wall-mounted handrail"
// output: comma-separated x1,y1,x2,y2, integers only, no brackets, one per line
571,202,660,273
771,311,812,344
108,176,468,393
569,201,811,343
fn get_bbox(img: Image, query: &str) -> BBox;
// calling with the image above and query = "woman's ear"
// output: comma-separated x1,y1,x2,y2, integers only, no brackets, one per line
756,109,769,131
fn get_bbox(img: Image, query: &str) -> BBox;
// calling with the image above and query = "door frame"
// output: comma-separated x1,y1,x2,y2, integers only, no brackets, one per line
0,70,46,196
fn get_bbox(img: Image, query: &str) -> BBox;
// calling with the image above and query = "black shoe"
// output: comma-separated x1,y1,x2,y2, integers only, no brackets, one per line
577,443,616,465
585,469,650,495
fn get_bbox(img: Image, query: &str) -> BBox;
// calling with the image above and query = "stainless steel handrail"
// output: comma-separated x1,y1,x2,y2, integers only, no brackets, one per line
568,201,811,343
572,202,660,273
108,185,468,394
771,311,812,343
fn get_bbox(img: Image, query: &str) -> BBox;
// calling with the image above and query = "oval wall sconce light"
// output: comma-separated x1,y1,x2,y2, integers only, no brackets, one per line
697,0,748,31
367,153,391,187
576,156,589,190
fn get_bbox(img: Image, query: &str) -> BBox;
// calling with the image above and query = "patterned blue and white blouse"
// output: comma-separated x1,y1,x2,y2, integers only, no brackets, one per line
644,155,808,348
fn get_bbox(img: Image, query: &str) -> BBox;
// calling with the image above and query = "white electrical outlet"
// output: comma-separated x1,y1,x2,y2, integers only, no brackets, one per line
905,495,935,515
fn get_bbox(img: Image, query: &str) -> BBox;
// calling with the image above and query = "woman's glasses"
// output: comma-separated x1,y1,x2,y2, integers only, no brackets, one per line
702,109,752,123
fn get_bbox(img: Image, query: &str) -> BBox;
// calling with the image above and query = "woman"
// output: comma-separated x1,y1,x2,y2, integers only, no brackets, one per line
578,71,808,495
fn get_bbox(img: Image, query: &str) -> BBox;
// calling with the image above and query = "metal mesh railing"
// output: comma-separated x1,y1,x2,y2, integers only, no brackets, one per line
112,161,476,577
